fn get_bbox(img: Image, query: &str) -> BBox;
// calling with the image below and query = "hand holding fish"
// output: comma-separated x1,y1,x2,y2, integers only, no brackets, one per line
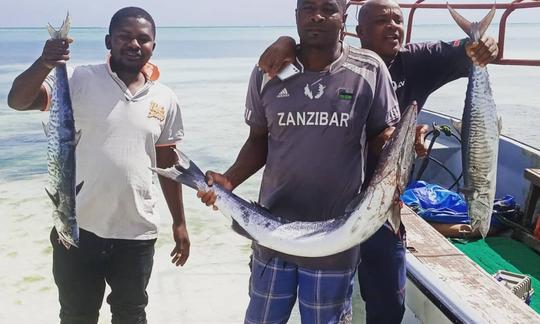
170,222,190,266
197,171,234,210
465,35,498,67
415,124,429,158
368,126,395,156
38,37,74,70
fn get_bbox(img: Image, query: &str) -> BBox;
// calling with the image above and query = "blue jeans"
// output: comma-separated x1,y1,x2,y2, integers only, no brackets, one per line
51,228,156,324
358,224,407,324
245,255,356,324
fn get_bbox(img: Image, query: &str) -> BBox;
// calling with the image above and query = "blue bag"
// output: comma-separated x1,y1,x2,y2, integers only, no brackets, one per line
401,181,517,226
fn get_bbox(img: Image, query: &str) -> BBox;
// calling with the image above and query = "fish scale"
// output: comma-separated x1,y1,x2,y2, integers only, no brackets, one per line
449,6,501,238
44,13,81,248
152,104,418,257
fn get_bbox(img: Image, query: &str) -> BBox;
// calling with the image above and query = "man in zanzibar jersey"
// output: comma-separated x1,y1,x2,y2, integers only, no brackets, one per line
197,0,400,323
8,7,190,324
258,0,499,323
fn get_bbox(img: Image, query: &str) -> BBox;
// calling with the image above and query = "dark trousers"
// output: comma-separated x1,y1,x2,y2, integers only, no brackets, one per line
358,224,407,324
51,228,156,324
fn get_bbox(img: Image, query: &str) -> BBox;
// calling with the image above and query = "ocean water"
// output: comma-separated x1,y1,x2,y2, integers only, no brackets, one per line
0,25,539,323
1,24,539,181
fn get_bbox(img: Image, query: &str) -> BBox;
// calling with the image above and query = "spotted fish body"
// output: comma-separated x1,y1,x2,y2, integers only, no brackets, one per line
448,6,500,238
44,13,81,248
153,105,417,257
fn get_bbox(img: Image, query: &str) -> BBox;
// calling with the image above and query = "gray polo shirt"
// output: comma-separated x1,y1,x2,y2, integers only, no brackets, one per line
244,44,400,270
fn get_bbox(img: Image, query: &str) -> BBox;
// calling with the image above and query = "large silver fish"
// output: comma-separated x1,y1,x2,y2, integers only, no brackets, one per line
153,104,417,257
43,13,82,248
448,6,501,238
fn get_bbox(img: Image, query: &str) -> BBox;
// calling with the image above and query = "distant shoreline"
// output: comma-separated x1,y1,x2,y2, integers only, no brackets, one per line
1,22,539,29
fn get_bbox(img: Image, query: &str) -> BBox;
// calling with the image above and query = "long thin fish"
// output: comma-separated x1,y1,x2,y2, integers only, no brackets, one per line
152,104,417,257
448,5,501,238
44,13,82,248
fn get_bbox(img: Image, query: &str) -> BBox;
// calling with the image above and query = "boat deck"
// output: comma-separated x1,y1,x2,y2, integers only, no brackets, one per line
402,206,540,323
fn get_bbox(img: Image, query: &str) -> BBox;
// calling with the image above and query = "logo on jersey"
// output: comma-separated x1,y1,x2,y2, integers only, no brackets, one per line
392,80,406,91
148,101,165,121
338,89,354,101
277,88,290,98
304,83,325,100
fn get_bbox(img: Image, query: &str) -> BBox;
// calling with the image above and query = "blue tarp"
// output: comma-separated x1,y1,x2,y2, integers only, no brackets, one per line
401,181,517,226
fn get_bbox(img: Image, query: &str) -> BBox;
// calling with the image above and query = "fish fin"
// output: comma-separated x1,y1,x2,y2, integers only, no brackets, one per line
448,5,495,40
75,130,82,146
47,23,57,38
477,6,496,39
47,12,71,39
58,12,71,39
76,182,84,195
497,117,503,135
451,120,462,136
45,188,60,207
447,5,474,38
42,122,49,137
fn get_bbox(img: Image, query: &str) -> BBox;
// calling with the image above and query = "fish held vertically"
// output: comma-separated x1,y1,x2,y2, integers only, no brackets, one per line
448,5,501,238
44,13,82,249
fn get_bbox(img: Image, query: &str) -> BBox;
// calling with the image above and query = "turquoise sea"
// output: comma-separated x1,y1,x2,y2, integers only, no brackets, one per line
0,25,539,182
0,25,539,323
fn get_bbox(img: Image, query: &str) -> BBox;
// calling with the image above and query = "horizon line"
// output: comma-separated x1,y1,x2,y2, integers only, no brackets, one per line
1,22,539,29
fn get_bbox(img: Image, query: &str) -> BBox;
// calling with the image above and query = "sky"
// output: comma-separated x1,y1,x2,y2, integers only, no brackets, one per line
0,0,538,27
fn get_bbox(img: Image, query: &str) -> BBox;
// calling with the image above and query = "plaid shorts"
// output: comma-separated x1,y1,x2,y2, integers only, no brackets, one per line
244,254,355,324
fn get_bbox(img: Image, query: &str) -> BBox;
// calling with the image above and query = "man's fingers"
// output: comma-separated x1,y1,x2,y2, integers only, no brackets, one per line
198,190,216,206
268,60,281,79
177,249,189,266
171,246,189,266
205,171,214,186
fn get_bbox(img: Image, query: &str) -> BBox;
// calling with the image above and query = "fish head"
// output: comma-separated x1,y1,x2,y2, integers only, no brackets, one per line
52,209,79,248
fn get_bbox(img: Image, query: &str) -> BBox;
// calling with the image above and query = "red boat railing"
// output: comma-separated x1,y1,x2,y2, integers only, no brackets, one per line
345,0,540,66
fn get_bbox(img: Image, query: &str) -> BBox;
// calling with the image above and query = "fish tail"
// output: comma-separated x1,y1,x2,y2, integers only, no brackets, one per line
150,148,206,191
48,12,71,39
447,5,495,40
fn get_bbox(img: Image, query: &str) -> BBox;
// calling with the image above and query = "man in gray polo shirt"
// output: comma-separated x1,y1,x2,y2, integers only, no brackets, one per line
198,0,400,322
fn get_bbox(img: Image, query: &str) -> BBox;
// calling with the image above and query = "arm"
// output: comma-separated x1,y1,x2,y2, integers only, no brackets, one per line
8,38,72,111
157,146,190,267
198,125,268,207
258,36,297,78
405,36,498,95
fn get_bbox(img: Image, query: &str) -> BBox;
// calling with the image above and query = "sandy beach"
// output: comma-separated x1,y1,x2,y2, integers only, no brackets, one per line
0,174,255,323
